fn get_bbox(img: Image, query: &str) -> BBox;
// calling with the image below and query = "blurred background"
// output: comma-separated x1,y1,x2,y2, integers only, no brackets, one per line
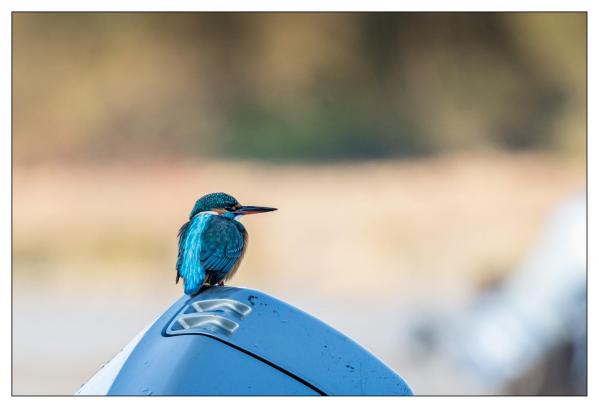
12,12,586,395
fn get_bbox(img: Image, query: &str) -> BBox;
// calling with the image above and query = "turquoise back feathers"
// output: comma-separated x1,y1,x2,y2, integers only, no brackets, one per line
177,213,211,295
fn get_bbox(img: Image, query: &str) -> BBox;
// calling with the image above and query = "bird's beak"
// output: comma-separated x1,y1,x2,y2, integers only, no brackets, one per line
233,206,277,215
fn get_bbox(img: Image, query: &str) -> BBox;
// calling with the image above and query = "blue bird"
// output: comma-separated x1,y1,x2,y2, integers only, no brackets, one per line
176,192,277,296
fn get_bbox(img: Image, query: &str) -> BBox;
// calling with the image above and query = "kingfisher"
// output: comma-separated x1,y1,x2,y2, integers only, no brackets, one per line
176,192,277,296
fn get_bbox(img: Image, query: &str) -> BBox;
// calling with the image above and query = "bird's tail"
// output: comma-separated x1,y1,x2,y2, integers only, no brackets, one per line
184,280,210,296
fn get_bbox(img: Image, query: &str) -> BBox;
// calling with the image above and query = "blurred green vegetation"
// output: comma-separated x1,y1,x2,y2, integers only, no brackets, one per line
13,12,586,163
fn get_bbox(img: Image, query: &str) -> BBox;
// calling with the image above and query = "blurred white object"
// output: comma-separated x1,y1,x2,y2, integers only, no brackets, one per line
450,192,586,393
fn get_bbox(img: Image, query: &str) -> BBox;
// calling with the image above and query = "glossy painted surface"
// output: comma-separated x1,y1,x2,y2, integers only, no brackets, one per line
105,286,413,395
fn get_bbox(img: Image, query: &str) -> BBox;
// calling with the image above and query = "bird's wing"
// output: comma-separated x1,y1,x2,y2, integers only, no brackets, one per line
177,213,213,295
200,216,246,281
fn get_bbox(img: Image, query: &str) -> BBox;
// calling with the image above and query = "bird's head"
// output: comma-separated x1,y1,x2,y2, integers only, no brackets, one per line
189,192,277,220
